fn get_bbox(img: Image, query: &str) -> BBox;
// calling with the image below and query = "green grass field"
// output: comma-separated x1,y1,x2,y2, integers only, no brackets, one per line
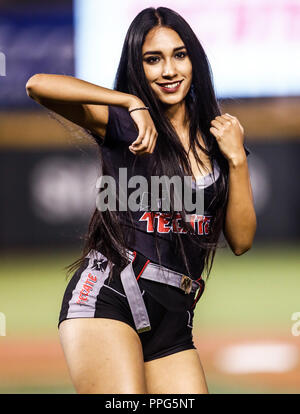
195,242,300,333
0,243,299,393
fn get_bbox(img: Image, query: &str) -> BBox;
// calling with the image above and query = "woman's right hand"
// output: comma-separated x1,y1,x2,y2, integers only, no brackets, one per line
127,98,158,155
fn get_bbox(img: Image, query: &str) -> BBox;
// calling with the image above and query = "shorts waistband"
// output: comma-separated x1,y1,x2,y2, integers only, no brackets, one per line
87,248,204,334
125,249,202,295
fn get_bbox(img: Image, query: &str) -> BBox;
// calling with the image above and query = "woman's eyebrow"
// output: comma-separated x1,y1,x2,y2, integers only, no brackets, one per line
143,45,186,56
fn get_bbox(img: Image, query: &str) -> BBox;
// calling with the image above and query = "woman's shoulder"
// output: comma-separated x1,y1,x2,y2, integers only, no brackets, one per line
107,105,138,145
89,105,138,147
108,104,129,121
108,105,136,128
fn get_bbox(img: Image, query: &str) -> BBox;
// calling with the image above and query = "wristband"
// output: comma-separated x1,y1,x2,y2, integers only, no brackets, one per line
128,106,150,114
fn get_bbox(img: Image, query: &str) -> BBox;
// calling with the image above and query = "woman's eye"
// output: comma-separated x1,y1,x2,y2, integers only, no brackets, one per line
145,56,160,64
175,51,187,59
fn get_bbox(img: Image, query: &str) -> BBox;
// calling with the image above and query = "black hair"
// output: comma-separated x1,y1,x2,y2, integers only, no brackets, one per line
66,7,229,281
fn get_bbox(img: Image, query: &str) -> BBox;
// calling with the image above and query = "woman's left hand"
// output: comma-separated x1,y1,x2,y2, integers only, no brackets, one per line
210,113,246,163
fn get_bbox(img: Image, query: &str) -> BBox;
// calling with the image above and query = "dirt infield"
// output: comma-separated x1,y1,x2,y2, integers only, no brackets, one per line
0,331,299,393
0,336,69,386
194,332,300,393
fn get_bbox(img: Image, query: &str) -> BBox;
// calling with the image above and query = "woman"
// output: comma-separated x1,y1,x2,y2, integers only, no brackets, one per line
26,7,256,394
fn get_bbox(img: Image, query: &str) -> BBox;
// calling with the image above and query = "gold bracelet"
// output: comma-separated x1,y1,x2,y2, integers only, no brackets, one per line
128,106,150,114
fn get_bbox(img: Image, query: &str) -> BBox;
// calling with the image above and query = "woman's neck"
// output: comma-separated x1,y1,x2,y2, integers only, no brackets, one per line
164,100,189,137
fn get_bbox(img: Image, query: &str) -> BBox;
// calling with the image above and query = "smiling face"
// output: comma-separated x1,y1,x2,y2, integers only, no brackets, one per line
142,26,193,107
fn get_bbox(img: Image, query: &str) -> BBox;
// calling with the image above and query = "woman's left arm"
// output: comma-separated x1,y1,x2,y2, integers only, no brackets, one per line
210,114,257,255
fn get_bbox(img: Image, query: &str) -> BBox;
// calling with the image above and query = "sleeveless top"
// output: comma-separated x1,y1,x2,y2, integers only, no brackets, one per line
89,105,250,280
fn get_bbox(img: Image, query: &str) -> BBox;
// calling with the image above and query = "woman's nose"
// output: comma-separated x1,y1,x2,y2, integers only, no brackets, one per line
162,59,177,77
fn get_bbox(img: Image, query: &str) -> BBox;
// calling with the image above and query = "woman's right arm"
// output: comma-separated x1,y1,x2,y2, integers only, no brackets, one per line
25,74,144,138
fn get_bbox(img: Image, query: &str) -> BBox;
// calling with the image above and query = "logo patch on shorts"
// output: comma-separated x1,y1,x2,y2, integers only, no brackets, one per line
92,258,108,272
76,272,98,304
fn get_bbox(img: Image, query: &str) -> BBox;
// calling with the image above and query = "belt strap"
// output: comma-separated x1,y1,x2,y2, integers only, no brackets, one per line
89,249,204,334
127,249,201,294
119,261,151,334
122,249,204,333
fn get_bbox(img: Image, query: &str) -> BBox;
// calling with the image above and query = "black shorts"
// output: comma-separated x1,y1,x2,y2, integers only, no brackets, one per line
58,251,204,362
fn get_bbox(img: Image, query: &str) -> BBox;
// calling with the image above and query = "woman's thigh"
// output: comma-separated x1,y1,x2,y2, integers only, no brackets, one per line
59,318,147,394
144,349,209,394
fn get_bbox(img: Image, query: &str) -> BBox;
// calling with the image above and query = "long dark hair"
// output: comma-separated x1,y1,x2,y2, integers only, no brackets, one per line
66,7,229,281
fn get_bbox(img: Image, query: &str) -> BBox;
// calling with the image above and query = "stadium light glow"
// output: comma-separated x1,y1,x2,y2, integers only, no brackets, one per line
74,0,300,97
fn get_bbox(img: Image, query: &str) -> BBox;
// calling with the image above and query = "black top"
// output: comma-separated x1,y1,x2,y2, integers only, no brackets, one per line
90,105,250,280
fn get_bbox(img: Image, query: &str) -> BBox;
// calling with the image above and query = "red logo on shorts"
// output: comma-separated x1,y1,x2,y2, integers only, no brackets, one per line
76,272,97,304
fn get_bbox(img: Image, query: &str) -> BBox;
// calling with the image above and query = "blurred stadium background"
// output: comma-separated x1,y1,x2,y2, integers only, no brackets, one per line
0,0,300,394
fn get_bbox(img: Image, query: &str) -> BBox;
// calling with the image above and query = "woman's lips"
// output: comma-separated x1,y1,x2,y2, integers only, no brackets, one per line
157,80,183,93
